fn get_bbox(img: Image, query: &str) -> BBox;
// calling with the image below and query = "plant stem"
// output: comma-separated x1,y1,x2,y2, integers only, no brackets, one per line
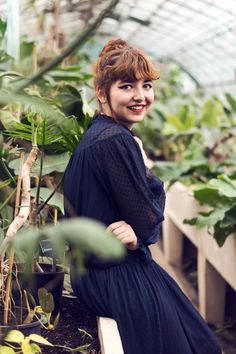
14,0,119,92
3,153,24,325
0,146,39,257
52,208,58,272
36,120,46,207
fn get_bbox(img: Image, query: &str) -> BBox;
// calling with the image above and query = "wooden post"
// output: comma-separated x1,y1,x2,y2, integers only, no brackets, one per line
162,215,183,268
198,252,226,325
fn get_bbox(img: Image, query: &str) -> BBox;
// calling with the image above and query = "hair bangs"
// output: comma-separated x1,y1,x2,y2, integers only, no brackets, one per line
110,51,159,83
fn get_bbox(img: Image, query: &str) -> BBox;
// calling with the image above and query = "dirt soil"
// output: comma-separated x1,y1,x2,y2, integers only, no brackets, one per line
41,296,100,354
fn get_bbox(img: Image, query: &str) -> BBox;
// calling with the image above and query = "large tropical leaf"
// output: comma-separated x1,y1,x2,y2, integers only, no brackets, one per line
12,218,125,267
0,91,64,124
9,152,70,176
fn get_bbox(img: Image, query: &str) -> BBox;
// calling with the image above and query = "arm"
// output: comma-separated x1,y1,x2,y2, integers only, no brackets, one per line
90,133,165,245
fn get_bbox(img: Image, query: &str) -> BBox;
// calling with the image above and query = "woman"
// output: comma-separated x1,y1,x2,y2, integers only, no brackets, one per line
63,39,221,354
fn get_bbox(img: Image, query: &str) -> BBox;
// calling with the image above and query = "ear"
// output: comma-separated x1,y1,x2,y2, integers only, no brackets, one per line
96,88,107,104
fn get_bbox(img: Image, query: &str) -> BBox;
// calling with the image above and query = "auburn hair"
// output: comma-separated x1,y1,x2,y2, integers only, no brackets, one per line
93,38,159,102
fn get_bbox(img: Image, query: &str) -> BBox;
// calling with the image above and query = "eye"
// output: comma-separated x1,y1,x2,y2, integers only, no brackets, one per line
119,84,133,90
143,83,153,89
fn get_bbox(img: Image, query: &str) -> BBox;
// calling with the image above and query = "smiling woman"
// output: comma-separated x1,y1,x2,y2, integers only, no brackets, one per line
94,38,158,129
63,38,222,354
98,78,154,129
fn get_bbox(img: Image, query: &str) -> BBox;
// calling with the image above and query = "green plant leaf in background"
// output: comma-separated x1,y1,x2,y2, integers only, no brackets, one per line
0,91,64,122
200,98,227,128
184,174,236,246
225,93,236,113
208,174,236,198
0,346,15,353
0,110,20,129
163,105,196,134
193,186,226,206
31,187,64,213
9,152,70,176
4,330,24,343
184,206,231,229
12,218,125,270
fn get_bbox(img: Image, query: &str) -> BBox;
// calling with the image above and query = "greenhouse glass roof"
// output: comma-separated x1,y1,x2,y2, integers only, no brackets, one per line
1,0,236,97
96,0,236,96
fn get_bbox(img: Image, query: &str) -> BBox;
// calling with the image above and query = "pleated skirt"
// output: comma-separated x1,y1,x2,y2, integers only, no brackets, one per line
71,255,222,354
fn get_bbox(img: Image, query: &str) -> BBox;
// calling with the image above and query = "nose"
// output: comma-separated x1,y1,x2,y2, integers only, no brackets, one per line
133,87,145,102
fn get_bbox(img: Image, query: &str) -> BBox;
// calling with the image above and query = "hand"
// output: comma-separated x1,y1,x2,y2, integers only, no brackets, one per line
106,221,138,251
133,136,154,169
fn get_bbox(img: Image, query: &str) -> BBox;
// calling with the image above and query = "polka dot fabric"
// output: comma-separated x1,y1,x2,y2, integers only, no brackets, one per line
64,114,221,354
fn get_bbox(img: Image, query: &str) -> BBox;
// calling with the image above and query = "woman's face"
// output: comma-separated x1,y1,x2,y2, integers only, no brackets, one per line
100,78,154,129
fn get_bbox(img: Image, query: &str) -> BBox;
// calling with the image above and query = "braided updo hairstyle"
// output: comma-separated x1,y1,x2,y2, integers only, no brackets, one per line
93,38,159,109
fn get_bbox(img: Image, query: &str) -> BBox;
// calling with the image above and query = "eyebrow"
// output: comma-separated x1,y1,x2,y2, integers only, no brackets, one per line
118,79,152,84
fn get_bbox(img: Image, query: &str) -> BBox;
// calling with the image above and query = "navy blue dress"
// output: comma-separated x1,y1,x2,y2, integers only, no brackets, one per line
63,114,221,354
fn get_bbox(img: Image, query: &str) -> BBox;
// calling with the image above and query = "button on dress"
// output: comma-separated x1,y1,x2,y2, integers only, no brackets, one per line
63,114,221,354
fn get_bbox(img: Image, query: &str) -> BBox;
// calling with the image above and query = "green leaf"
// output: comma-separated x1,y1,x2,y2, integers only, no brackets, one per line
29,334,53,346
0,110,20,129
5,330,24,343
201,99,226,127
0,346,15,354
213,221,234,247
0,50,12,64
0,18,7,37
38,288,54,313
28,343,41,353
52,312,60,329
0,92,64,123
209,177,236,198
21,337,32,354
153,161,182,182
31,187,64,213
194,207,231,228
12,218,126,265
193,187,223,206
225,93,236,112
0,178,17,189
20,40,35,61
183,217,198,226
9,153,70,176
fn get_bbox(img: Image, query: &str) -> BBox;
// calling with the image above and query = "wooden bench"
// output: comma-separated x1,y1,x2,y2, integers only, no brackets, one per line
97,317,124,354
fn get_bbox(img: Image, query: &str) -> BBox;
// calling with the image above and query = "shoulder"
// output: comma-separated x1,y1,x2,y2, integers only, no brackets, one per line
73,115,140,160
83,115,136,147
91,114,133,140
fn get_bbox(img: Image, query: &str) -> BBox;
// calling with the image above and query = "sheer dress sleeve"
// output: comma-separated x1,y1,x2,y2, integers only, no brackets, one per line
89,133,165,251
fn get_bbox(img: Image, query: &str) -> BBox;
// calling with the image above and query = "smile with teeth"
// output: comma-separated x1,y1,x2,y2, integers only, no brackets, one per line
128,105,145,112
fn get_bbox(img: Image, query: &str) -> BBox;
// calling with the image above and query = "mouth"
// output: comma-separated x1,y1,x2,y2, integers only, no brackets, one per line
127,105,146,113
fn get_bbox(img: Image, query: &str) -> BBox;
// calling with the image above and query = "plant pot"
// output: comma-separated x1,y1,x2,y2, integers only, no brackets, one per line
0,306,41,337
13,264,65,312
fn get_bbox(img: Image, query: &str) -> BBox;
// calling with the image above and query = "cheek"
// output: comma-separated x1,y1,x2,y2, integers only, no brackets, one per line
148,92,155,104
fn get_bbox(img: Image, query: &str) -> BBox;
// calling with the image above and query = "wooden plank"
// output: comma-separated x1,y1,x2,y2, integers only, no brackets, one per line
97,317,124,354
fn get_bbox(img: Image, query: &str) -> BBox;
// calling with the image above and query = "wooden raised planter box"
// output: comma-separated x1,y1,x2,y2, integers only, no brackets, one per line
163,182,236,325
